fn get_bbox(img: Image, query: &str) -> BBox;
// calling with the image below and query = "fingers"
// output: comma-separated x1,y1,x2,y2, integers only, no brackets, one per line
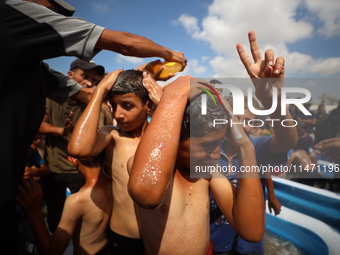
274,56,285,75
264,49,285,76
99,69,124,91
248,30,262,64
153,65,164,80
236,43,253,73
68,111,74,120
315,138,340,149
143,72,162,104
265,49,274,67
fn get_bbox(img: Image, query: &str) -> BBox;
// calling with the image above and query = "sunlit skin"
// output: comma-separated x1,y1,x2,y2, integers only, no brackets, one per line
128,75,264,255
96,93,152,238
110,93,151,134
68,70,154,239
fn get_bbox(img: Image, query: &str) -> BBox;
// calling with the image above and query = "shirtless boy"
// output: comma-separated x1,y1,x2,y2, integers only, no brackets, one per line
68,69,156,254
127,74,264,254
127,31,287,254
16,153,112,255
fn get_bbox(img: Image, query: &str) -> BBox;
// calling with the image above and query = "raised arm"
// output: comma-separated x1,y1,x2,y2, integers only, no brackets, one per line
17,178,81,255
210,96,265,242
96,30,187,69
68,70,123,157
17,179,52,255
128,76,191,209
237,31,298,154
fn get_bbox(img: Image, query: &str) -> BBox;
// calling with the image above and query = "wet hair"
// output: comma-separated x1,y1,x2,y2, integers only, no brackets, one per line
107,70,149,105
180,94,228,141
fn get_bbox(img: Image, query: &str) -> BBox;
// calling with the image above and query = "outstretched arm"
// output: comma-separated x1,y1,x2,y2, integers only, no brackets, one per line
128,76,192,209
237,31,298,154
96,30,187,70
68,70,123,157
315,138,340,161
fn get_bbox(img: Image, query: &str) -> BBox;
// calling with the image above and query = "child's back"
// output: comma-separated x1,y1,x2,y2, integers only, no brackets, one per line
64,156,112,255
17,154,112,255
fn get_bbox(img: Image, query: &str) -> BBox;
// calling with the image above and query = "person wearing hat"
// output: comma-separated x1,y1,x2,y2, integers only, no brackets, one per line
38,59,107,235
1,0,186,252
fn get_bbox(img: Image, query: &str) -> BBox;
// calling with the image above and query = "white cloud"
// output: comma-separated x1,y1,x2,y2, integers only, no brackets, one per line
177,0,340,77
188,59,208,75
178,0,313,57
178,14,200,36
209,55,248,77
308,57,340,75
115,55,144,64
304,0,340,37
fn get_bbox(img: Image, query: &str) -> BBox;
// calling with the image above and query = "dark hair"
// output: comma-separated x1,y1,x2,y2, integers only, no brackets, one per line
107,70,149,105
180,94,228,141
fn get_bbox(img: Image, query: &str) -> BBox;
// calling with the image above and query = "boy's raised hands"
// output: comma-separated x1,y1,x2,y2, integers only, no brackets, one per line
237,31,285,108
97,69,124,94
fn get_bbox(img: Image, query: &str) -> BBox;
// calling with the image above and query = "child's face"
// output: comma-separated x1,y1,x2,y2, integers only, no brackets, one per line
297,126,306,137
177,126,227,169
110,93,150,131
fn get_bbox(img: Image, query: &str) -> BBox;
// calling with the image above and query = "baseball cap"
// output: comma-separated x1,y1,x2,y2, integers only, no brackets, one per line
49,0,76,16
70,59,105,76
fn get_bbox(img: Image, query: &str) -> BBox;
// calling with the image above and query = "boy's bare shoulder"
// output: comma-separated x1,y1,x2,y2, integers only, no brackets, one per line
61,191,89,221
98,125,121,137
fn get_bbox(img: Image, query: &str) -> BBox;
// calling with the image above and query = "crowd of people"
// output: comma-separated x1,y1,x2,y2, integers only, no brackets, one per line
2,0,340,255
283,99,340,190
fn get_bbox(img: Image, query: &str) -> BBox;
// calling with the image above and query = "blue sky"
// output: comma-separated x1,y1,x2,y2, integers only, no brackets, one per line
45,0,340,104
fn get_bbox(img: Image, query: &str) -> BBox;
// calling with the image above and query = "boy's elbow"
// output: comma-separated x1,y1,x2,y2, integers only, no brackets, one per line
128,180,163,209
67,143,91,158
67,143,81,157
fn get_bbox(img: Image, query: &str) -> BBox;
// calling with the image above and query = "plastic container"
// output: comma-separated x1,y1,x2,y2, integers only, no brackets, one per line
153,61,182,78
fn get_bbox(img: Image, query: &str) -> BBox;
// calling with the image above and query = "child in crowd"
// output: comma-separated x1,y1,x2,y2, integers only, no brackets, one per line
127,74,265,254
68,69,159,254
210,30,297,255
17,153,112,255
24,134,50,181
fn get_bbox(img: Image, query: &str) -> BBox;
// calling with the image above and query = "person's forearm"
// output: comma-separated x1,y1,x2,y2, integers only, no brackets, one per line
26,211,51,255
234,144,265,242
268,100,298,153
128,87,187,209
68,87,104,157
265,173,276,200
96,30,173,59
38,122,64,136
